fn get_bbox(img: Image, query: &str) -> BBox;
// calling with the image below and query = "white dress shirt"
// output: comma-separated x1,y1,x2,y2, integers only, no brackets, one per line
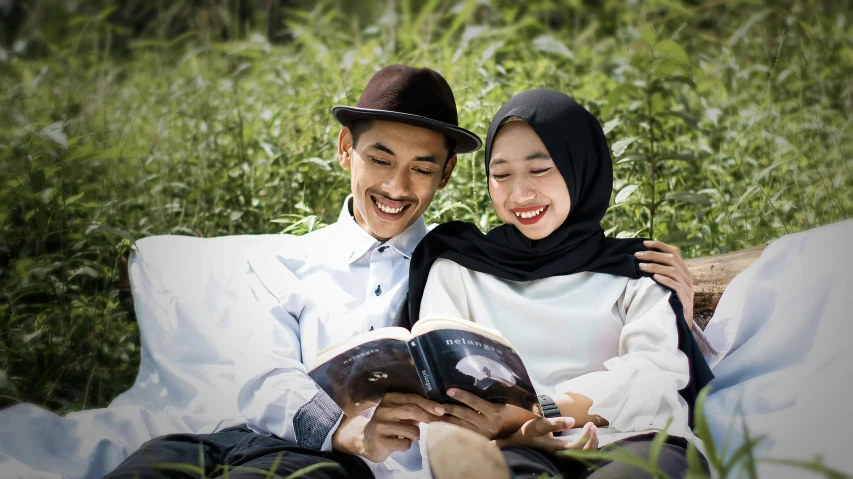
420,258,700,449
237,197,430,477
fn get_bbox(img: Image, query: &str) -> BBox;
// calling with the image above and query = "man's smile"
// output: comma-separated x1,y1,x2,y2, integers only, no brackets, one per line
371,194,411,221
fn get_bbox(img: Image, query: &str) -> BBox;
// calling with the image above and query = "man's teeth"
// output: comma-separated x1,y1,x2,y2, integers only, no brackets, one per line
515,207,545,219
376,199,404,214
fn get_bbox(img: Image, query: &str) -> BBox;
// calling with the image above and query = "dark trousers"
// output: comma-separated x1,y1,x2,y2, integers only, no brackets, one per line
102,425,374,479
502,434,708,479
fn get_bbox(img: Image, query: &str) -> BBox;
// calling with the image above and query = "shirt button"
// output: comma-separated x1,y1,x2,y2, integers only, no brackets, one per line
375,285,382,296
378,246,388,253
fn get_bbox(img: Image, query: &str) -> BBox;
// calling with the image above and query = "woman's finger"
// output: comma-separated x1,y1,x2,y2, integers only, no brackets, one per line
565,423,595,449
447,388,496,415
522,417,574,437
583,427,599,451
532,436,575,452
442,404,488,430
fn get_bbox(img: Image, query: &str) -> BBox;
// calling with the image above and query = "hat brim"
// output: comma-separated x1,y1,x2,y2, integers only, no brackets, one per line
332,106,482,154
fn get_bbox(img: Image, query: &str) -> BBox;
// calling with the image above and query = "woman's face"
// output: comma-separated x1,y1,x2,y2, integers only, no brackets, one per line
488,121,571,240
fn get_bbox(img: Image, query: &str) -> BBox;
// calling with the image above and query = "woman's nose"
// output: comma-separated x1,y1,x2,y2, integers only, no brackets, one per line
509,178,535,203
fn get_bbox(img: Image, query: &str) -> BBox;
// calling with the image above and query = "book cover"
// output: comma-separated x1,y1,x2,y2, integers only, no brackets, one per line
308,317,541,416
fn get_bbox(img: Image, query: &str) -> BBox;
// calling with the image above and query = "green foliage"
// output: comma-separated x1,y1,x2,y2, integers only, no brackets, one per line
0,0,850,434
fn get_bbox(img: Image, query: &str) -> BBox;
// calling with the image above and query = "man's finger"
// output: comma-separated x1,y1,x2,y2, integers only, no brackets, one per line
447,388,495,415
381,392,447,416
640,243,692,287
643,240,680,257
635,250,679,266
638,262,681,280
440,415,486,436
381,436,413,455
377,421,421,443
387,403,444,425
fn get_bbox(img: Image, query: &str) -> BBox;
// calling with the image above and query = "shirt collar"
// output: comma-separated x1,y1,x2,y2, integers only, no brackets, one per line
336,195,428,264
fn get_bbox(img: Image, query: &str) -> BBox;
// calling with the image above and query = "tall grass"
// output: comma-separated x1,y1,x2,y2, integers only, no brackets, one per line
1,0,850,419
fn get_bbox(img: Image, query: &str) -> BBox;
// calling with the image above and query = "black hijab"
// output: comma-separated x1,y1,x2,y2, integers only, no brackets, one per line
401,89,712,427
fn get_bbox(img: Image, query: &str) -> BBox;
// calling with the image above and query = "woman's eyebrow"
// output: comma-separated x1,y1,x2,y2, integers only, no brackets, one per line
489,151,551,166
526,151,551,161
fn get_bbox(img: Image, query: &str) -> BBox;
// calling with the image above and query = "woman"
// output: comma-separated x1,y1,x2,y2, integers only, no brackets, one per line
407,89,712,478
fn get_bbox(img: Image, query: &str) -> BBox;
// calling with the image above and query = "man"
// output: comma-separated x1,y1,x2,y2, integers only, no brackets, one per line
105,64,696,479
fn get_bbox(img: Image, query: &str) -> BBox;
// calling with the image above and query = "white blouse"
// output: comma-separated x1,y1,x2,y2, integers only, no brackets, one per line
420,258,699,448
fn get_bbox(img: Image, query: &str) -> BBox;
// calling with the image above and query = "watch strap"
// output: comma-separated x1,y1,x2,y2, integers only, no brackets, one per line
538,394,561,418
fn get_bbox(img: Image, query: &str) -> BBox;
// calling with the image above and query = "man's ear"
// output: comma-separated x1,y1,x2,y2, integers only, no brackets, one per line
338,128,353,170
437,154,457,190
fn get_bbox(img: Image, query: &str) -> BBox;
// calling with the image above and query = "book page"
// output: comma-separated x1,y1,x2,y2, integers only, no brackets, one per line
413,315,513,349
312,326,413,368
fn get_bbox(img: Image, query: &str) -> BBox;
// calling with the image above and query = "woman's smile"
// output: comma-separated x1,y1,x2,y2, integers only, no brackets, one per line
510,204,549,225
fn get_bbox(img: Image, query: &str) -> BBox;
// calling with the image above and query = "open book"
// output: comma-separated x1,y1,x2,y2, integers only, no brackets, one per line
308,316,541,417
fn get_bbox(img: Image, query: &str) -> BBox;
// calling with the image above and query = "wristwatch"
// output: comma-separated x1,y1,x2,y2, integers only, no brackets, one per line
538,394,561,418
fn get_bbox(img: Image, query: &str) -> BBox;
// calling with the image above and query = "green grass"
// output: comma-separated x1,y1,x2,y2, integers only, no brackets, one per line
0,3,850,472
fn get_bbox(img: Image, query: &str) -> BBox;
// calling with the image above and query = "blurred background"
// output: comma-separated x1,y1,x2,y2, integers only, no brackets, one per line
1,0,850,414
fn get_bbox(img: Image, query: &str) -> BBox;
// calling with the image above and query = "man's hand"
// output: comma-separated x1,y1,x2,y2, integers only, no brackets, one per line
496,417,599,452
333,392,448,463
635,240,695,329
440,388,538,440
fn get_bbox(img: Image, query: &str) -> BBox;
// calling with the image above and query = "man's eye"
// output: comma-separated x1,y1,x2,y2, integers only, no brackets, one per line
413,168,434,177
491,173,510,180
531,168,552,175
369,156,390,166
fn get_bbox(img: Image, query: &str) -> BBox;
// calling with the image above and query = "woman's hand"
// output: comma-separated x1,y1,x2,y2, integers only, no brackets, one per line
635,240,695,329
440,388,539,439
496,417,598,452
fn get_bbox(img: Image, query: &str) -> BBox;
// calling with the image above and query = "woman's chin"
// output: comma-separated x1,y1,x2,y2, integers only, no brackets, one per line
515,222,557,240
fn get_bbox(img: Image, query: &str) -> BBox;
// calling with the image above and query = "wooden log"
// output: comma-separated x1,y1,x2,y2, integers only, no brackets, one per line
686,244,768,328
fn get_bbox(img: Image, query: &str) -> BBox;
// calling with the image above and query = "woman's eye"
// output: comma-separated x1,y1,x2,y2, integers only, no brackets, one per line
531,168,552,176
491,173,510,181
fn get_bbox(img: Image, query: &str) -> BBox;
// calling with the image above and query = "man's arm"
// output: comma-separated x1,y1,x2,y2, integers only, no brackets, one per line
237,261,343,450
238,259,448,460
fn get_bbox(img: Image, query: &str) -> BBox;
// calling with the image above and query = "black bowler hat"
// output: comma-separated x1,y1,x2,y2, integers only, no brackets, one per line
332,64,482,154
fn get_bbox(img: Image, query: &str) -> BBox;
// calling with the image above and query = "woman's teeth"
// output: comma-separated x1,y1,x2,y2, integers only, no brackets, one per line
515,207,545,219
376,200,404,214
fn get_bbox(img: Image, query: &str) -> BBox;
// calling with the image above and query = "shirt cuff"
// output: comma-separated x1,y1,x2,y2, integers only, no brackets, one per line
293,390,344,451
554,369,635,426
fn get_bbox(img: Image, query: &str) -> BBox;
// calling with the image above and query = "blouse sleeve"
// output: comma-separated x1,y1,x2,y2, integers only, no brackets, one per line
553,277,691,433
418,259,472,321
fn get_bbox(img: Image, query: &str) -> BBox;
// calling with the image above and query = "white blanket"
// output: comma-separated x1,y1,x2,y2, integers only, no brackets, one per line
702,219,853,477
1,222,850,478
0,234,283,479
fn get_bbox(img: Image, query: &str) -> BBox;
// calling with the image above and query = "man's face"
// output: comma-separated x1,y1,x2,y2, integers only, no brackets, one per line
338,120,457,241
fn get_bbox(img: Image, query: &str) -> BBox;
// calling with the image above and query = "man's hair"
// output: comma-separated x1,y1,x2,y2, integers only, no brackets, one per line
348,120,457,164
